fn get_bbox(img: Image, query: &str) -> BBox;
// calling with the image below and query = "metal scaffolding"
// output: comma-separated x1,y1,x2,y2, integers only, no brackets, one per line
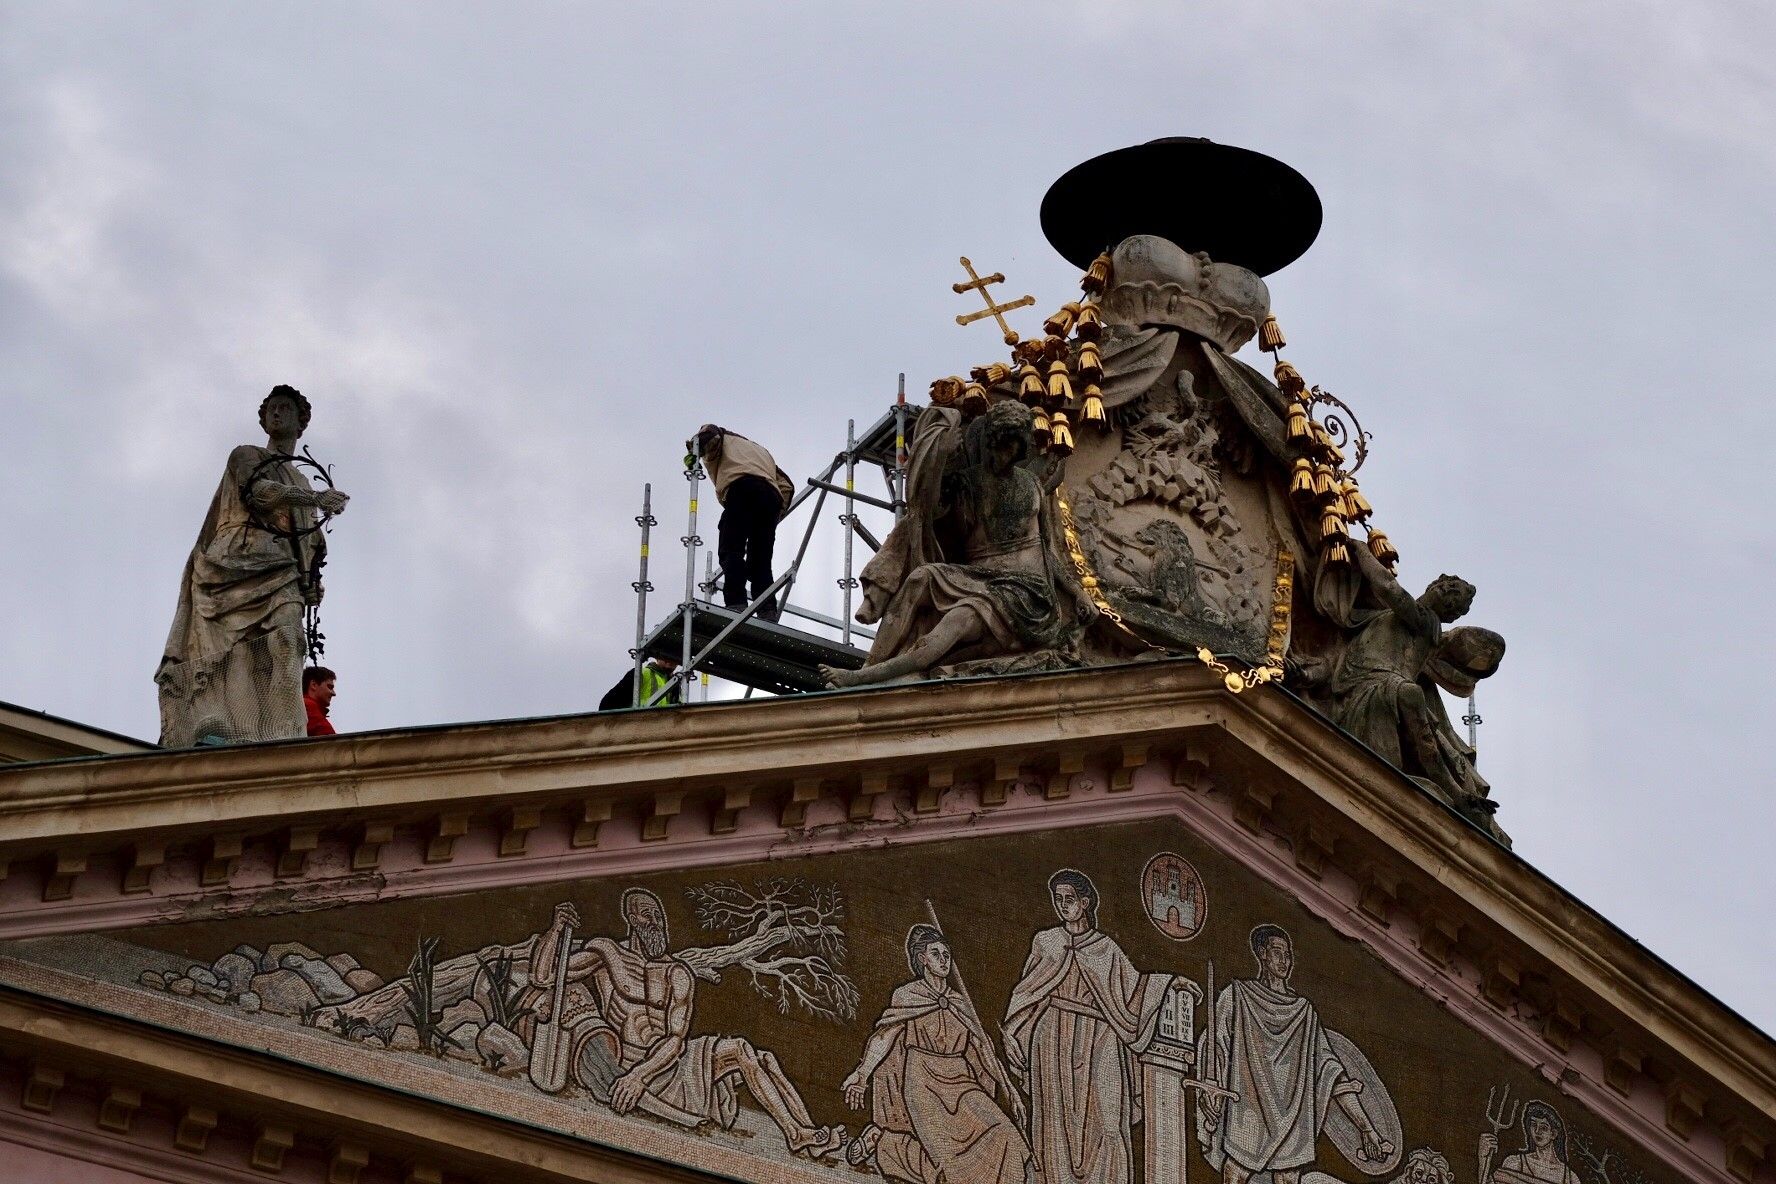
627,380,916,706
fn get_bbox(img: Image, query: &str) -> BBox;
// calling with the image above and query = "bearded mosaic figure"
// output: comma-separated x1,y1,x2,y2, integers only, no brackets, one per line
824,400,1092,688
155,385,348,747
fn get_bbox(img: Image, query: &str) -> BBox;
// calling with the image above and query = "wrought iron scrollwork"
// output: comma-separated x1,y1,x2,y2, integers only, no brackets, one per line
1308,386,1371,475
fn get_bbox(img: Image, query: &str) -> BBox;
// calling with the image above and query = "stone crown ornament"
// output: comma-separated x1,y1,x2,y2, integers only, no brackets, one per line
1102,234,1271,354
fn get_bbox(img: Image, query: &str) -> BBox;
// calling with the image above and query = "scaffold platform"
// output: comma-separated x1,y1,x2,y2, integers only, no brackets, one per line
640,605,865,697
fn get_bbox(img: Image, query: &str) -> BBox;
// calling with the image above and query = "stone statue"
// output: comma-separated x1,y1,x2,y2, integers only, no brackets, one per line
822,399,1091,688
1319,543,1505,831
155,385,349,746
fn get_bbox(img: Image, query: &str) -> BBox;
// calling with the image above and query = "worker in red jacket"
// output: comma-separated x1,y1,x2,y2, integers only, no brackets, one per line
302,666,337,736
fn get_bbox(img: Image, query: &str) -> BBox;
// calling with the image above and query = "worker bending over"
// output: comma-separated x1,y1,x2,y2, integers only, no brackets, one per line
690,424,794,622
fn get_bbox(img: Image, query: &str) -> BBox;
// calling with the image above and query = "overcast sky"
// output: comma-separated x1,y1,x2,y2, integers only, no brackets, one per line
3,3,1772,1032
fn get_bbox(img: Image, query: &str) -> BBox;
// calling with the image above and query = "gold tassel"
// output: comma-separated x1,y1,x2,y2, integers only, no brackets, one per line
972,362,1011,387
928,376,964,406
1076,339,1103,381
1049,412,1074,455
1369,530,1399,568
1013,338,1046,365
1043,302,1081,338
1313,463,1335,498
1320,510,1347,541
1325,541,1349,565
1259,313,1286,353
1081,251,1112,294
1081,383,1106,425
961,382,990,416
1290,458,1315,496
1287,404,1312,442
1032,408,1052,446
1075,302,1103,341
1274,361,1306,395
1346,484,1374,521
1019,364,1045,404
1046,359,1073,406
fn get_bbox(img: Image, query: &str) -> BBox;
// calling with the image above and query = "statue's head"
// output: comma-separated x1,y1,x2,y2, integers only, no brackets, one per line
621,887,669,959
1249,923,1294,982
904,923,951,981
1048,868,1099,929
258,384,312,438
1423,573,1476,623
965,400,1033,472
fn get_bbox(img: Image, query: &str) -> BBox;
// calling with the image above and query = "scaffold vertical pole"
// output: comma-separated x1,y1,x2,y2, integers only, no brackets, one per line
840,417,858,646
630,483,656,708
893,372,908,521
680,461,704,686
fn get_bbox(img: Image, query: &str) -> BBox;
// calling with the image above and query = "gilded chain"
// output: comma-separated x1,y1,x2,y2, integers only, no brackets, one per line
1055,486,1294,694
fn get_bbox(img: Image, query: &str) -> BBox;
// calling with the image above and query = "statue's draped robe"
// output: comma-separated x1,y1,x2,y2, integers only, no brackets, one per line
1197,979,1357,1174
864,979,1028,1184
1003,927,1170,1184
156,445,321,746
856,406,1089,668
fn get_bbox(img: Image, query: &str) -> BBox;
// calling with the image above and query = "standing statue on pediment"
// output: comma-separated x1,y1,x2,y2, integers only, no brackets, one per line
155,385,348,747
822,398,1092,688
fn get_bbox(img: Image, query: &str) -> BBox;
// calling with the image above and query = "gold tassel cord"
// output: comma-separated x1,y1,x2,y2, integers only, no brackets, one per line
972,362,1010,387
1043,302,1081,338
1081,252,1112,294
1075,302,1103,341
1368,530,1399,569
1344,482,1373,522
1046,360,1073,406
1018,364,1045,404
1049,411,1074,455
1032,408,1052,445
1290,458,1315,497
1287,404,1312,442
1080,383,1106,426
1259,313,1286,354
1274,361,1306,396
961,382,990,416
1076,339,1103,381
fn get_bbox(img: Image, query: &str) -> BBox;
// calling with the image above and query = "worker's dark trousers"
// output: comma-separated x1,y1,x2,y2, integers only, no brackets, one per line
717,475,783,619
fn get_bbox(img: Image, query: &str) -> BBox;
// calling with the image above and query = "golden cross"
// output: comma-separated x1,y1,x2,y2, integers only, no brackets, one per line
951,256,1035,345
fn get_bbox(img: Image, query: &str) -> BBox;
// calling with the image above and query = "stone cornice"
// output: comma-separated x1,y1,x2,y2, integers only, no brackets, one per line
0,660,1769,1174
0,990,708,1183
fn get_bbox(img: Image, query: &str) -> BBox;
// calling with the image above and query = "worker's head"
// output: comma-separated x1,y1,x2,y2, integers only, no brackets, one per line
1047,868,1099,929
688,424,725,460
648,656,679,673
302,666,337,707
621,887,670,959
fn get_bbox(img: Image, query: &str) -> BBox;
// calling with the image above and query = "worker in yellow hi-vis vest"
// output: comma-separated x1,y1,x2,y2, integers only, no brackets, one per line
599,655,681,711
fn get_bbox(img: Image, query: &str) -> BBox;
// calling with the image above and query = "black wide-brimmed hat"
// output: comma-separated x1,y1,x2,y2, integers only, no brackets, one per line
1040,138,1321,277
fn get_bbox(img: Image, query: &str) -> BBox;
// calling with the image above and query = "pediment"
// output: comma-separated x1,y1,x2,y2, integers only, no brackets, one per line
0,803,1735,1184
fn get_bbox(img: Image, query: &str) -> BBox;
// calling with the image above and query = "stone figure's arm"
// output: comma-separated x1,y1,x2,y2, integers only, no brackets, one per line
232,448,349,514
610,965,694,1114
1350,535,1422,621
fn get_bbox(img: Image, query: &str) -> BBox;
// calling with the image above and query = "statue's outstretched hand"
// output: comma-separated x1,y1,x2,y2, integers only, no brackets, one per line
317,489,350,515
